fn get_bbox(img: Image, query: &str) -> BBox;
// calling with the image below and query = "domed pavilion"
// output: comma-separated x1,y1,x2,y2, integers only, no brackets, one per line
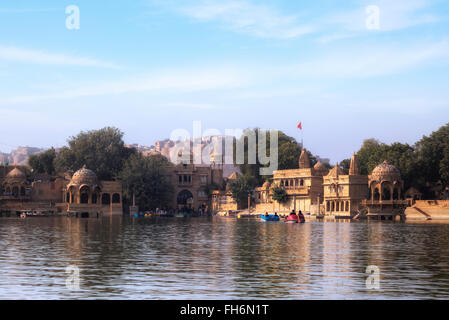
364,160,408,221
63,165,123,217
65,165,101,205
1,167,28,197
368,160,403,201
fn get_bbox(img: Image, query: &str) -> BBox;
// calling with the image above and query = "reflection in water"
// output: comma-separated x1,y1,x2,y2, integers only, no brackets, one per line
1,217,449,299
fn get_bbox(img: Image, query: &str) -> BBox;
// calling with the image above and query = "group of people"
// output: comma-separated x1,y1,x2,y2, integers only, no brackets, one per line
288,210,305,223
263,210,305,223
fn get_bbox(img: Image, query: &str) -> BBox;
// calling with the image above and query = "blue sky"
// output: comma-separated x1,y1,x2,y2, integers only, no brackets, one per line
0,0,448,162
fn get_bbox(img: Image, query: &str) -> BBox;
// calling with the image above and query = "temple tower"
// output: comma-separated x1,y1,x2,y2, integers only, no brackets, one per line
299,149,311,169
349,154,359,175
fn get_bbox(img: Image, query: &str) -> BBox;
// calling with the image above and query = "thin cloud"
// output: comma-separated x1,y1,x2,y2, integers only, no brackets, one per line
0,8,59,13
3,38,449,105
327,0,438,33
173,0,314,39
0,46,122,69
290,39,449,78
1,67,251,104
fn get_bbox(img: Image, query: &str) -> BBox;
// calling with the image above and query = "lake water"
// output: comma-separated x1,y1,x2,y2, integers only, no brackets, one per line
1,216,449,300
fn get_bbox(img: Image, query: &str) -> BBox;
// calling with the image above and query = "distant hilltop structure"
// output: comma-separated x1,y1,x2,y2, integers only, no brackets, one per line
128,136,240,178
0,146,44,165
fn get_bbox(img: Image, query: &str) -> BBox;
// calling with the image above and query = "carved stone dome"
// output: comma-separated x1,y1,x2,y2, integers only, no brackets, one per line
228,172,240,180
5,167,26,183
313,161,329,176
327,163,345,178
68,165,99,188
371,160,401,182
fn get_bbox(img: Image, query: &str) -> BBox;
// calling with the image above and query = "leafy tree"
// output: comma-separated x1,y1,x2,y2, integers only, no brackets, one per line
356,139,419,190
28,148,56,175
356,139,386,175
440,148,449,187
415,123,449,194
234,128,317,185
118,153,174,210
228,175,257,209
204,182,223,197
234,128,271,186
54,127,135,180
340,158,351,174
272,185,288,204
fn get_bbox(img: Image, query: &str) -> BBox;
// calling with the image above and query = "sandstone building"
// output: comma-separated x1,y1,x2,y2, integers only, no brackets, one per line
155,151,225,212
267,149,327,214
0,164,122,218
322,154,368,218
362,160,409,220
211,149,408,220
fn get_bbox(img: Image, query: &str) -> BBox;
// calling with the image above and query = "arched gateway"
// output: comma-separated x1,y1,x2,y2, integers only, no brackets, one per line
177,190,194,209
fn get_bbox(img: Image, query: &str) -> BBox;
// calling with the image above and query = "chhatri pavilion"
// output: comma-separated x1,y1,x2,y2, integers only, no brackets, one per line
0,164,122,218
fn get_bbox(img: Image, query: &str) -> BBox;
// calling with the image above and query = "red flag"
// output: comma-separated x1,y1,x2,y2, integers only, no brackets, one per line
297,122,302,130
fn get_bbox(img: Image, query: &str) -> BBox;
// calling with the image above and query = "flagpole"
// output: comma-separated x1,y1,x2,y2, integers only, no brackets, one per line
298,122,304,149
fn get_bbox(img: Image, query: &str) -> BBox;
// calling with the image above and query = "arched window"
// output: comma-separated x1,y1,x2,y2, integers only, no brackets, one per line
382,187,391,201
345,201,349,212
331,202,335,211
12,186,19,197
20,187,25,196
92,193,97,204
102,193,111,205
112,193,121,204
393,188,400,200
374,189,380,201
300,179,304,186
326,201,330,212
66,192,70,203
80,193,89,204
80,186,90,204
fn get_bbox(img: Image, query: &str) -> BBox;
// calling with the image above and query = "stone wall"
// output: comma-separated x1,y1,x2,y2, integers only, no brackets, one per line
405,200,449,220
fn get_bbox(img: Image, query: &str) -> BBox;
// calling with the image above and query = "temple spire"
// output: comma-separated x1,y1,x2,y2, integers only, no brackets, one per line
298,149,311,169
349,153,359,175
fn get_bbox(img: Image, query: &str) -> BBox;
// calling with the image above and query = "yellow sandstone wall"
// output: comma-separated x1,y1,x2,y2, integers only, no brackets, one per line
405,200,449,220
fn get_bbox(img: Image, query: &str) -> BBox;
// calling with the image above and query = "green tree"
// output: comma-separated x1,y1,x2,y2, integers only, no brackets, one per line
118,153,174,210
272,185,288,204
234,129,316,185
415,123,449,192
278,141,301,170
54,127,135,180
28,148,56,175
440,147,449,187
357,139,419,189
204,182,223,197
340,158,351,174
356,139,386,175
228,175,257,209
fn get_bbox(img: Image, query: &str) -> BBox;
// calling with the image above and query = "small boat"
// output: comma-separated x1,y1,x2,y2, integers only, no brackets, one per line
285,215,299,223
175,213,187,218
133,212,145,217
260,214,280,222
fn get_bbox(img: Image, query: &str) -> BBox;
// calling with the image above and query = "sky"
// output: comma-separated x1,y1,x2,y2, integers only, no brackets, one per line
0,0,448,162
